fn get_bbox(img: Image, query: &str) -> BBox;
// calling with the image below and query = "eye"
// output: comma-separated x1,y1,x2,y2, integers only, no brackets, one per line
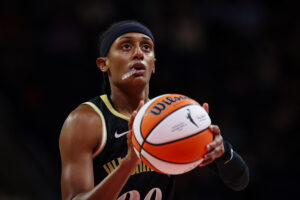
142,43,152,51
121,43,132,50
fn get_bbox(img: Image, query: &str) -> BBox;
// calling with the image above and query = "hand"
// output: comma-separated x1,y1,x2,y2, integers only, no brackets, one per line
123,100,144,167
199,103,225,167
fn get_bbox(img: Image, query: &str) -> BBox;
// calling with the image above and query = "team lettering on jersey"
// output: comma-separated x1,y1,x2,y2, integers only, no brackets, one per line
103,157,154,175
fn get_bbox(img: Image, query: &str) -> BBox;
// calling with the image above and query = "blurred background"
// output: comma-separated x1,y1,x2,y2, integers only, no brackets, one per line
1,0,299,199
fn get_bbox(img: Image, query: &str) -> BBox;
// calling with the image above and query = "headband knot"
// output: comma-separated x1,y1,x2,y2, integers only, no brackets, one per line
100,22,154,57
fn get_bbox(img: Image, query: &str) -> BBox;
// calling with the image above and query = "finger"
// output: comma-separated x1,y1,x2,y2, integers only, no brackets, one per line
202,102,209,114
128,110,138,130
199,158,213,167
209,125,221,136
204,146,222,160
129,101,144,130
136,100,144,112
127,130,132,139
127,130,133,145
127,130,131,142
206,135,223,152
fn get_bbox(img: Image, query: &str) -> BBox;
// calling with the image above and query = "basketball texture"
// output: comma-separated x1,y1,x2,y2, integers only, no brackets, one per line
132,94,213,175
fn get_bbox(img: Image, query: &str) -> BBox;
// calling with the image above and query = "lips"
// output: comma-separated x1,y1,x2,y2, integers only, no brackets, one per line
131,63,146,70
131,63,146,76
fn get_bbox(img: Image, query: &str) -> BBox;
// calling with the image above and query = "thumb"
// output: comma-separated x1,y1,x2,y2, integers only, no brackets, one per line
128,110,138,130
203,103,209,114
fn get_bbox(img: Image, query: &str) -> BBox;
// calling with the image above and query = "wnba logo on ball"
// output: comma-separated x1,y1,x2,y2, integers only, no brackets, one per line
149,95,189,116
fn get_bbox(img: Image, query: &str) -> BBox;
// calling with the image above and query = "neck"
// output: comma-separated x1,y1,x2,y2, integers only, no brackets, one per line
110,84,149,118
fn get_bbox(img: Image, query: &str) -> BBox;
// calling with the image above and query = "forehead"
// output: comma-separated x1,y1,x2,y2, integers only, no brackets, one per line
114,32,153,43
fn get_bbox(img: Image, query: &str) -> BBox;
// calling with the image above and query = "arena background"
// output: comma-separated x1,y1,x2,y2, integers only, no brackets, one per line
1,0,299,199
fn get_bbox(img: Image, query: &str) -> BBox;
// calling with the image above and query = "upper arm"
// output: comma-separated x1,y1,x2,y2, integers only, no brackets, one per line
59,105,102,200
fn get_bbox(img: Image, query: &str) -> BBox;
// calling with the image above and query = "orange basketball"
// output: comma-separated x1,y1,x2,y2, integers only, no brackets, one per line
132,94,213,175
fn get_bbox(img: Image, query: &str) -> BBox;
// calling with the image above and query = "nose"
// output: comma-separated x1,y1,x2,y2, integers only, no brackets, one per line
133,47,144,60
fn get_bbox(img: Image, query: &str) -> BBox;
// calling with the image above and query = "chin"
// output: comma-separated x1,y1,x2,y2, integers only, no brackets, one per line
131,76,150,87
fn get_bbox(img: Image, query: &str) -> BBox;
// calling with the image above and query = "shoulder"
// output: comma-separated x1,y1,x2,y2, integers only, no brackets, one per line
69,104,102,127
59,104,102,154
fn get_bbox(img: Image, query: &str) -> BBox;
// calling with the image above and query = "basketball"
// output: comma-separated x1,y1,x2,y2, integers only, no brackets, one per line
132,94,213,175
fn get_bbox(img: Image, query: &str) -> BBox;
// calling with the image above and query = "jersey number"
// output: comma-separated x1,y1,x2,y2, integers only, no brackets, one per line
117,187,162,200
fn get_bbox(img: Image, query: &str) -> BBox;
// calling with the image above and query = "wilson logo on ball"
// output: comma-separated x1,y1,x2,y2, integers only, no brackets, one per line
149,95,189,116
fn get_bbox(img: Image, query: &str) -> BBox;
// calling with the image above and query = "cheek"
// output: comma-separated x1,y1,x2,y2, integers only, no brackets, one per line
109,54,128,72
148,57,156,69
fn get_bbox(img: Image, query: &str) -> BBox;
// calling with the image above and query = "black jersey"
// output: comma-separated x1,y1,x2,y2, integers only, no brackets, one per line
83,94,175,200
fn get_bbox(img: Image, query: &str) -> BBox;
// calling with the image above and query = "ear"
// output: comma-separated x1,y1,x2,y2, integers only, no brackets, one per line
96,57,109,72
152,58,156,74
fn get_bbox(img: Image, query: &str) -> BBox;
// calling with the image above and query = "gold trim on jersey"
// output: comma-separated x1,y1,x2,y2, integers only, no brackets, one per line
103,157,153,175
100,94,130,121
82,102,107,158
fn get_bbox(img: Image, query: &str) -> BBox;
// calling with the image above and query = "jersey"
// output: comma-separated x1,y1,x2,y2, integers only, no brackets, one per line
83,94,175,200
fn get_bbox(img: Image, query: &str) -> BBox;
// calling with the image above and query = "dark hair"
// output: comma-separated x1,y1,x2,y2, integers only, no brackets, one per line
98,20,154,95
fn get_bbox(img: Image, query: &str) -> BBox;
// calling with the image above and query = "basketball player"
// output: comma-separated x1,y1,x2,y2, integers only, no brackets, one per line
59,20,249,200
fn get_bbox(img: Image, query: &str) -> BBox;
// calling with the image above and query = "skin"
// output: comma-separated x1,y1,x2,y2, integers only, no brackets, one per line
201,103,225,166
59,32,224,200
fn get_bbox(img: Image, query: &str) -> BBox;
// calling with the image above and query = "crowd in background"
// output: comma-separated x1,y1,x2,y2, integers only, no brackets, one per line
1,0,299,199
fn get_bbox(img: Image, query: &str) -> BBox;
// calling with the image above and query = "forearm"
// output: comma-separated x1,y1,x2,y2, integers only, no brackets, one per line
207,141,249,191
72,159,137,200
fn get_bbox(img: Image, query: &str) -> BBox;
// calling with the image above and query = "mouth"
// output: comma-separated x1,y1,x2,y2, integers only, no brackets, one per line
122,63,147,80
131,63,146,71
131,63,146,76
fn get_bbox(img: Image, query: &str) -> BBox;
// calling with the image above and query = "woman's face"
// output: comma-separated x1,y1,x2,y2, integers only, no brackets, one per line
106,32,156,89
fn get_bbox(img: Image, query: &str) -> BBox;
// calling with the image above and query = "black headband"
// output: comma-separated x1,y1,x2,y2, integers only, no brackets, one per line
100,22,154,57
